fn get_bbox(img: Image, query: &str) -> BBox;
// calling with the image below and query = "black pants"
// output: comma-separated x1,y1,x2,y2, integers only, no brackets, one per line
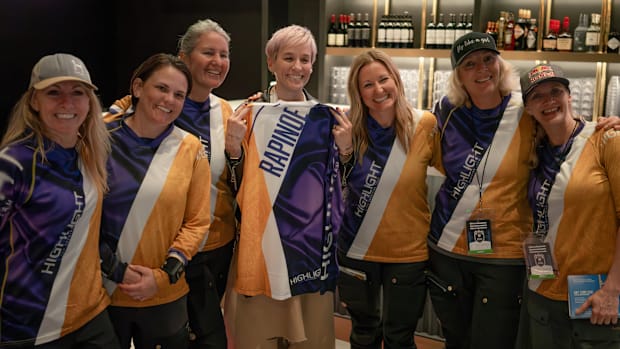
2,310,120,349
337,251,427,349
427,248,524,349
517,289,620,349
108,296,189,349
186,240,234,349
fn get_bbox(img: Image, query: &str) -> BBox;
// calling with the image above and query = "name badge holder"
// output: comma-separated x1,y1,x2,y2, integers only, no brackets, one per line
466,207,494,254
523,235,558,280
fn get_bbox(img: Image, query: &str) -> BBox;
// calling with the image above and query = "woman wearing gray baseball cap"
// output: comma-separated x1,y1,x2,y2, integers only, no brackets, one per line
518,63,620,348
0,53,119,348
427,32,620,349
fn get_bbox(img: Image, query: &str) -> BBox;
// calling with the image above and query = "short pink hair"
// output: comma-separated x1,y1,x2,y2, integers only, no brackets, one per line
265,25,317,64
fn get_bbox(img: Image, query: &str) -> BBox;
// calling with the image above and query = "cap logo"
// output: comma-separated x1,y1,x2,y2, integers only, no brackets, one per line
456,36,492,54
528,65,556,84
71,58,87,78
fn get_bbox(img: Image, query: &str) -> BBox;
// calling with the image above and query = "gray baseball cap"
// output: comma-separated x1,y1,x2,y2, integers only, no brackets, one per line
520,64,570,102
29,53,97,90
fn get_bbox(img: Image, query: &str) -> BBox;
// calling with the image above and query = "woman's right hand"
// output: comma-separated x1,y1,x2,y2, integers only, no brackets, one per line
118,264,159,302
226,92,262,158
331,107,353,156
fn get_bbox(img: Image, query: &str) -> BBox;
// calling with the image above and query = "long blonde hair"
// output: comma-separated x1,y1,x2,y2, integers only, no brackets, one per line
347,49,415,161
525,87,580,169
446,55,519,108
1,86,110,193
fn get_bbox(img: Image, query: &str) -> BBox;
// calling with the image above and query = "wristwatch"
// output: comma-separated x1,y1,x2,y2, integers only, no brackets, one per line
160,257,185,284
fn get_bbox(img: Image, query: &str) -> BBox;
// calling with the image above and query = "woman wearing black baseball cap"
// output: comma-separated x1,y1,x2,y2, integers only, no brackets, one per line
427,32,620,349
426,31,527,349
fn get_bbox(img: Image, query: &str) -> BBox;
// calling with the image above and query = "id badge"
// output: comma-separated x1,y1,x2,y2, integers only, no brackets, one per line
466,208,494,254
523,235,557,280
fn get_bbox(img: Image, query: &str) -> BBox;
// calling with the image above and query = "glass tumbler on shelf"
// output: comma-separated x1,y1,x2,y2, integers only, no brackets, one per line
605,76,620,116
569,78,581,112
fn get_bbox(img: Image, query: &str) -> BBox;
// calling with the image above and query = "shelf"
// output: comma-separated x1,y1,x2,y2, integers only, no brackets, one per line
326,47,620,63
326,47,451,58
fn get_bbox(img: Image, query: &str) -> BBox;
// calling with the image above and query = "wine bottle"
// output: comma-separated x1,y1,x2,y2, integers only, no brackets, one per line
465,13,473,35
362,13,371,48
455,13,466,42
400,13,410,48
354,13,363,47
347,13,356,47
335,14,345,47
392,15,402,48
327,14,337,47
426,13,436,49
543,19,559,51
436,13,446,49
445,13,456,48
557,16,573,52
377,15,386,48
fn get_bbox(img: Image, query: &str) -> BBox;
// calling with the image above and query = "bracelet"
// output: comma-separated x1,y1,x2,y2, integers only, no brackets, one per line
225,149,244,166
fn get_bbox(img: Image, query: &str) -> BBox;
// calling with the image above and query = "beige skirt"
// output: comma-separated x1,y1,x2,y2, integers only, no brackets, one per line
224,255,335,349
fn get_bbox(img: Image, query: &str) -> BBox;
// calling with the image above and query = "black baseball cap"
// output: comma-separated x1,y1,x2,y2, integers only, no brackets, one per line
520,64,570,102
451,32,500,69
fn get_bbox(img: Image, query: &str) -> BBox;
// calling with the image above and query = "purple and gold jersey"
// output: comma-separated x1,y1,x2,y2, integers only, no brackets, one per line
528,124,620,300
339,111,439,262
101,118,211,307
0,137,109,345
429,93,533,260
234,102,343,300
174,95,236,252
107,95,236,252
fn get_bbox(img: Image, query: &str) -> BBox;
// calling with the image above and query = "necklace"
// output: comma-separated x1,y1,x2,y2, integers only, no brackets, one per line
550,119,580,167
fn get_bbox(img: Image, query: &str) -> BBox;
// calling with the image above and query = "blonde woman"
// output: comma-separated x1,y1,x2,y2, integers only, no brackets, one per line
333,49,440,348
0,53,117,348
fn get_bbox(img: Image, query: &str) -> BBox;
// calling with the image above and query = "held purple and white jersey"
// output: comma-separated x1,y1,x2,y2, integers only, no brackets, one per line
429,93,533,260
234,102,343,300
0,137,109,345
101,118,211,307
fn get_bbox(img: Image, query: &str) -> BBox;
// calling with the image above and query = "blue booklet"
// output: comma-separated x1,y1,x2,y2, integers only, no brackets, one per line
567,274,620,319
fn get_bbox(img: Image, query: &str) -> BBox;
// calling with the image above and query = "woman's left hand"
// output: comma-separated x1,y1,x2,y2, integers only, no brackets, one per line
118,264,159,302
577,287,620,325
